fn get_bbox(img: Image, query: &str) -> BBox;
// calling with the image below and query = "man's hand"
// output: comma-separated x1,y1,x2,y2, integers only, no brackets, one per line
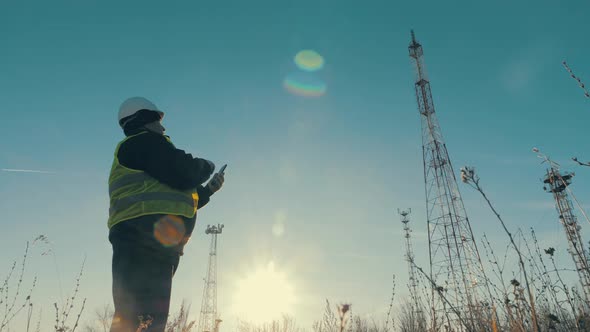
204,159,215,174
206,172,224,194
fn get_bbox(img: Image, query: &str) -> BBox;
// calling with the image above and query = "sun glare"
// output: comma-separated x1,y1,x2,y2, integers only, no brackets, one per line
233,262,296,323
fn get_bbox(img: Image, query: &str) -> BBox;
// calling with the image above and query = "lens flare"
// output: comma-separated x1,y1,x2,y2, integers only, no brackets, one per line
272,210,287,237
294,50,324,72
283,72,327,98
154,215,186,247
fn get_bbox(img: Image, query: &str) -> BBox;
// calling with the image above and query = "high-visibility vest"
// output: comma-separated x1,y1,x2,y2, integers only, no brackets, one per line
108,132,198,229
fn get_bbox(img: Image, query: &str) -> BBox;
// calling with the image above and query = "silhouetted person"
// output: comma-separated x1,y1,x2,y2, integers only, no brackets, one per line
108,97,224,331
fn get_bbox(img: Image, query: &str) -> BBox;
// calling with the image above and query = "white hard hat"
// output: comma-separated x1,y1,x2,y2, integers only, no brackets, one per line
118,97,164,128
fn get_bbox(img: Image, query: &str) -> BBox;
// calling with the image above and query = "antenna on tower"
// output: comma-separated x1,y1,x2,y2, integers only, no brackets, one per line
534,147,590,226
197,224,224,332
543,167,590,308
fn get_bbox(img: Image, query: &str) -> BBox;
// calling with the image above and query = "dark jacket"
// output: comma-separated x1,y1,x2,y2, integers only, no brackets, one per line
109,130,215,249
117,130,214,202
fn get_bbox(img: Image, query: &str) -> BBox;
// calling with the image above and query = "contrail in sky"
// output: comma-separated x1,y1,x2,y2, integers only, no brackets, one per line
1,168,55,174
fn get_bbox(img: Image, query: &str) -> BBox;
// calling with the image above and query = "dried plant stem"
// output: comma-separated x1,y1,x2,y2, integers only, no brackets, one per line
62,257,85,328
71,298,86,332
531,229,580,330
1,242,36,332
410,260,472,332
462,168,540,332
562,61,590,98
384,275,396,332
572,157,590,167
478,183,539,330
481,235,511,306
337,304,350,332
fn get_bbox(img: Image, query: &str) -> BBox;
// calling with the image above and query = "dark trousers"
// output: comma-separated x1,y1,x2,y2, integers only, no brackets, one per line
109,214,195,332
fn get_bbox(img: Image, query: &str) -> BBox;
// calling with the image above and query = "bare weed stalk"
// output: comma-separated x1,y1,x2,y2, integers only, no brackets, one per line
54,259,87,332
0,242,36,332
461,167,540,332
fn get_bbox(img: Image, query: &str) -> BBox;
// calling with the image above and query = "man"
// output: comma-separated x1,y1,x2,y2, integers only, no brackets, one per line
108,97,224,331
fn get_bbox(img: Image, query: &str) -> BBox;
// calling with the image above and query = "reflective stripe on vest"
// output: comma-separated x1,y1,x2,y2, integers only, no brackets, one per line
109,172,151,195
109,192,195,217
107,132,198,229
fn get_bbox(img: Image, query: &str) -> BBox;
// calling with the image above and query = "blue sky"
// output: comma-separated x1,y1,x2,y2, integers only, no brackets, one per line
1,0,590,330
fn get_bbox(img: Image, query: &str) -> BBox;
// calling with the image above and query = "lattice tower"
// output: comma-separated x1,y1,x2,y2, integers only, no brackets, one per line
544,169,590,307
408,31,491,331
197,224,224,332
399,208,427,330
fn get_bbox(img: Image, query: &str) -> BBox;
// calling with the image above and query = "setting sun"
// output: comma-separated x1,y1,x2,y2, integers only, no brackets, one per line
233,262,296,323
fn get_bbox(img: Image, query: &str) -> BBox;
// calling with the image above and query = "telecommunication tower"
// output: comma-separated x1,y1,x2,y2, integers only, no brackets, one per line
544,169,590,306
398,209,426,329
197,224,224,332
408,31,490,331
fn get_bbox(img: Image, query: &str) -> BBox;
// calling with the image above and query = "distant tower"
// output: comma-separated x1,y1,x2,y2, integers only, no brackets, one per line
198,224,224,332
544,169,590,306
398,209,426,329
408,31,490,331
